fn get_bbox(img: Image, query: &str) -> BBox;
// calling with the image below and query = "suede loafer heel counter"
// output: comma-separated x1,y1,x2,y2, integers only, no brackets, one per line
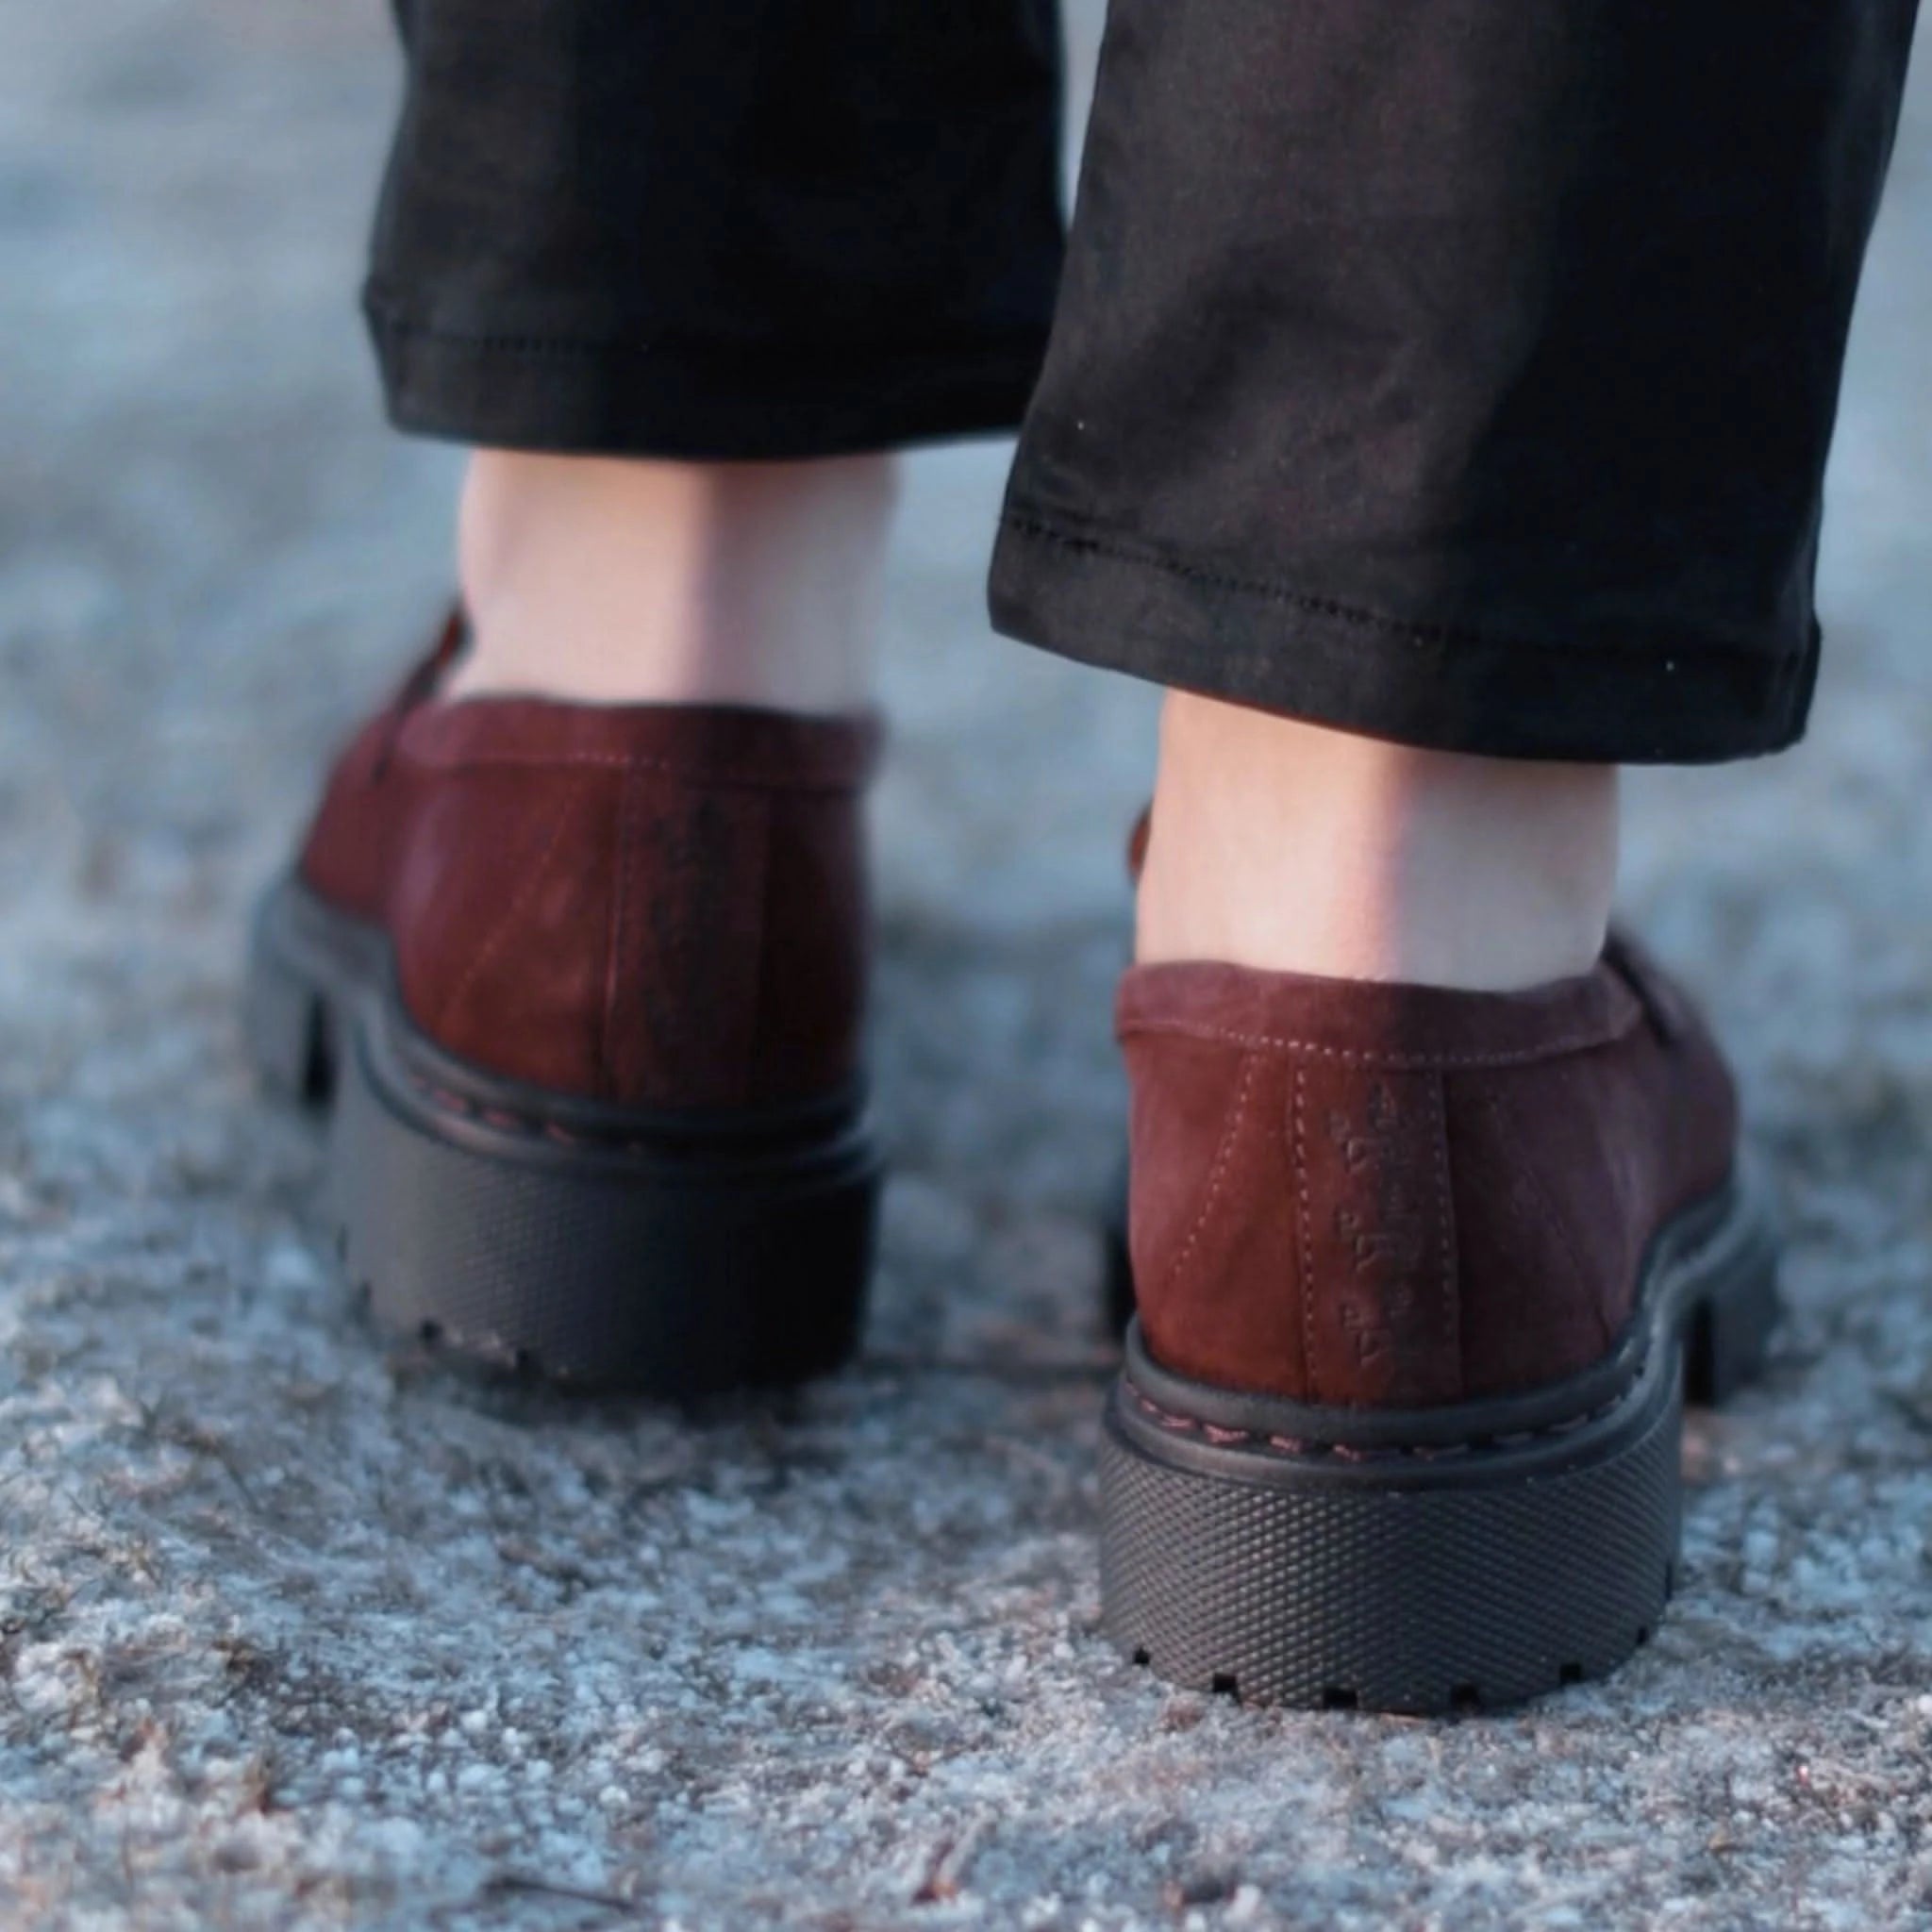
1103,939,1780,1713
248,630,884,1393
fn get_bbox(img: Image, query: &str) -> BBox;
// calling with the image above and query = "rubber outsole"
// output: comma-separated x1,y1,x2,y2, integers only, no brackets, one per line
247,876,879,1393
1099,1174,1780,1714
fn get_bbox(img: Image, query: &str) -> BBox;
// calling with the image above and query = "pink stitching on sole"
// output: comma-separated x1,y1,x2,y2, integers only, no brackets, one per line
1124,1378,1640,1464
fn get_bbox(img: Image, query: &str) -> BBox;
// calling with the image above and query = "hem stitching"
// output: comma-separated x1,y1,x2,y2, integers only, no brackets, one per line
1000,511,1807,669
366,292,1048,375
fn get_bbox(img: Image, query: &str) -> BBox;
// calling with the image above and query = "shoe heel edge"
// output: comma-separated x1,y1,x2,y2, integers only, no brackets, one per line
1098,1368,1684,1714
330,1005,879,1392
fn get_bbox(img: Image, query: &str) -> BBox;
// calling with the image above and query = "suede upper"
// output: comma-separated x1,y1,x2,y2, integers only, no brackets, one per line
296,609,467,924
293,625,880,1110
1119,935,1739,1407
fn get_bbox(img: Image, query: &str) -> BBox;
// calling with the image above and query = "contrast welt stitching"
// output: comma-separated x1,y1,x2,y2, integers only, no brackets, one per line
1160,1053,1258,1298
1001,514,1798,666
1124,1378,1636,1464
408,1069,657,1155
1116,1020,1639,1069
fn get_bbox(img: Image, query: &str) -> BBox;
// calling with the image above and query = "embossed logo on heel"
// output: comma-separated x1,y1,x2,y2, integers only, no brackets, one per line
1300,1071,1458,1404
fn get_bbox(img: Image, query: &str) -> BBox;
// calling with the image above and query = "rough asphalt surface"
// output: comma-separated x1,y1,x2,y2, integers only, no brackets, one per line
3,4,1930,1926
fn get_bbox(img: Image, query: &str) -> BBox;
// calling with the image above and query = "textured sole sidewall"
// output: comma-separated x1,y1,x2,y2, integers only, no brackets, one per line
330,1008,880,1393
1098,1366,1684,1714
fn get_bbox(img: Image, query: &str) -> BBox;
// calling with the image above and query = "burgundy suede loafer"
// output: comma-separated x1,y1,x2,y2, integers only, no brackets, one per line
247,619,882,1393
1102,935,1779,1712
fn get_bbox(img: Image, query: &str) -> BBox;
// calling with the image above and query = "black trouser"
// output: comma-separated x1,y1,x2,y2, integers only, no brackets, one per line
367,1,1920,763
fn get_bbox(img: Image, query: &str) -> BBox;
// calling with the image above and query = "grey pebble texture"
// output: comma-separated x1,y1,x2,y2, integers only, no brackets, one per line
2,3,1930,1925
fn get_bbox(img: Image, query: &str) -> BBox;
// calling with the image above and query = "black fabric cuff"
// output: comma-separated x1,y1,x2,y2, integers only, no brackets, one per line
366,291,1048,462
988,510,1819,766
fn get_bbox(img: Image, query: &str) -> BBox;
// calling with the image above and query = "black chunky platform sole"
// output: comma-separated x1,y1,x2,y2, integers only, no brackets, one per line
329,989,881,1392
1101,1174,1778,1714
247,877,879,1393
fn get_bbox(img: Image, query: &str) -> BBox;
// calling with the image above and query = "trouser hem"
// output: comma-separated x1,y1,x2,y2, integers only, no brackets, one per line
365,291,1049,460
988,510,1818,765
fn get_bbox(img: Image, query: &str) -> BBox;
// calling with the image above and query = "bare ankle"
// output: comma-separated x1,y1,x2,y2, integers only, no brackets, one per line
1137,693,1618,991
449,450,899,712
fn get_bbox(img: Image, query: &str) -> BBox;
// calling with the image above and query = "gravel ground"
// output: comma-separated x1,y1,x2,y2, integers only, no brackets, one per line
2,5,1929,1926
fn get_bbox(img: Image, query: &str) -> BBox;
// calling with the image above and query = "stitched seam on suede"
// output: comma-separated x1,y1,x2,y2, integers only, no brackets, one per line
401,750,867,791
739,792,773,1106
434,776,589,1035
1159,1052,1258,1301
1116,1020,1640,1069
1482,1077,1618,1354
599,765,637,1104
1001,513,1799,667
1428,1072,1462,1397
1124,1376,1638,1464
1295,1067,1317,1405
